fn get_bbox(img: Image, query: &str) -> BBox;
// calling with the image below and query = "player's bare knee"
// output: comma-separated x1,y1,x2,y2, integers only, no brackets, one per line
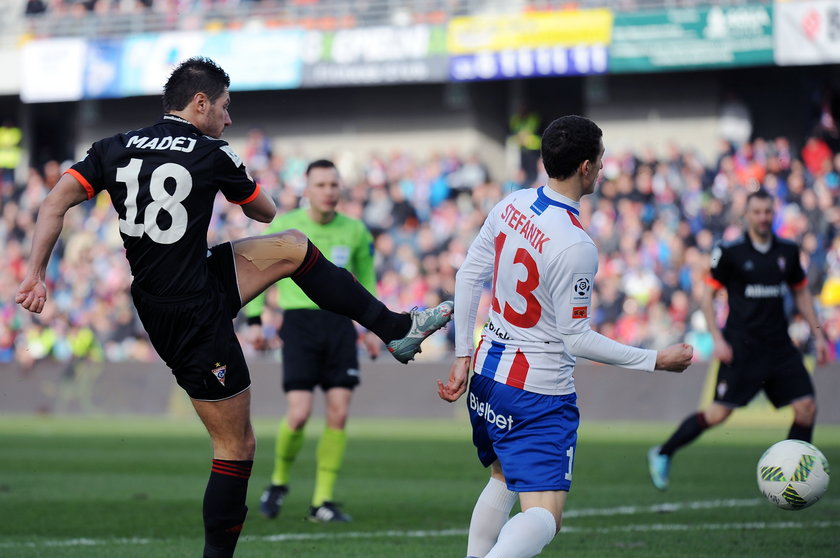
792,396,817,422
703,407,730,426
233,229,308,271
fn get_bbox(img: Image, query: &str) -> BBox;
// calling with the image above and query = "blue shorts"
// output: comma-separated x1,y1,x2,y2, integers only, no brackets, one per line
467,373,579,492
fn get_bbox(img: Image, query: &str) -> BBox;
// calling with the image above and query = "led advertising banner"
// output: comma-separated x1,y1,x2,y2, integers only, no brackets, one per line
21,38,87,102
300,24,448,87
446,9,612,81
450,45,608,81
610,4,774,72
447,10,612,53
774,0,840,66
22,29,305,102
121,30,304,97
84,39,124,99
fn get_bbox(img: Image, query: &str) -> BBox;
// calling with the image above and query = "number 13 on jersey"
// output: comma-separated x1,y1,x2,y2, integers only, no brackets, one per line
491,232,541,328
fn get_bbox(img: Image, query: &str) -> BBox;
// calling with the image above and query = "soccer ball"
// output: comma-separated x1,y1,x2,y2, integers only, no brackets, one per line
756,439,830,510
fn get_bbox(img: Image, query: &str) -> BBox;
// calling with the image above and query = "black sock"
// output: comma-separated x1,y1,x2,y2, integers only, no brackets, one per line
292,241,410,343
203,459,252,558
787,422,814,442
660,412,710,457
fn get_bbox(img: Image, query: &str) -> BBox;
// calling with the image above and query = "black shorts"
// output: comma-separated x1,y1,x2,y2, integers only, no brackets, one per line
131,242,250,401
279,309,360,392
714,333,814,408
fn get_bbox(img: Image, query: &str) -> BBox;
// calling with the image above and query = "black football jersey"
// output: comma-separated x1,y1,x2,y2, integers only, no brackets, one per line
708,234,806,339
68,115,259,296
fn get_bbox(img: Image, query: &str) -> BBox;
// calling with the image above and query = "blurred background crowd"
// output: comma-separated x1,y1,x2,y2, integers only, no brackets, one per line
2,117,839,369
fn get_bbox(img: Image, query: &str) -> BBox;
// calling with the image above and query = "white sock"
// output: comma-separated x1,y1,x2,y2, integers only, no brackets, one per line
483,507,557,558
466,477,518,558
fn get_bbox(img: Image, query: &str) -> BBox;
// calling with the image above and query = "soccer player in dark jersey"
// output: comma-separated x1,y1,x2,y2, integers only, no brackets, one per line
15,57,452,558
648,187,830,491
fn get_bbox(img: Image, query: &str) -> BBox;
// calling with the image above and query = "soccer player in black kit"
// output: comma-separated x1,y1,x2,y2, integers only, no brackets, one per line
15,57,452,557
648,187,829,491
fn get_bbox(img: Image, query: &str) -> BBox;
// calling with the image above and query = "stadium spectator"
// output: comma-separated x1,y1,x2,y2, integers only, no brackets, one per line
647,188,831,492
24,0,47,15
0,120,22,188
437,115,693,558
509,103,542,187
14,56,452,558
247,159,381,524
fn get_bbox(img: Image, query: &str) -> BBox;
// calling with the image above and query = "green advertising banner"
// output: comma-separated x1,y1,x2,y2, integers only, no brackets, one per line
610,5,774,72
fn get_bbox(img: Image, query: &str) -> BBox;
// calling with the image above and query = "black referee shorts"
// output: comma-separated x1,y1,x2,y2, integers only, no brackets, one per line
714,333,815,408
279,309,360,392
131,242,250,401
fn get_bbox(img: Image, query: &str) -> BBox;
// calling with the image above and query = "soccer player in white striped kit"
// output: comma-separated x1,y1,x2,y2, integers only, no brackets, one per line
438,115,694,558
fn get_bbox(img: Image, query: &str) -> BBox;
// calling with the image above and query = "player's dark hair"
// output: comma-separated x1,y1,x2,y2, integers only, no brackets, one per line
305,159,337,176
540,115,603,180
746,187,773,205
162,57,230,112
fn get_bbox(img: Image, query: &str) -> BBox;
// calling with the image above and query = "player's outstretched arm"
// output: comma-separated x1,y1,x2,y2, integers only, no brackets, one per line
438,356,470,402
16,174,88,314
654,343,694,372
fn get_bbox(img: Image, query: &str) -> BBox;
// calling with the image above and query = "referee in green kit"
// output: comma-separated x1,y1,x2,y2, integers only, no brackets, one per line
247,159,380,523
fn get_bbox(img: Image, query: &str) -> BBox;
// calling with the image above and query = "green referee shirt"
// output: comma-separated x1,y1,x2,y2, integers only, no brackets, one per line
245,208,377,316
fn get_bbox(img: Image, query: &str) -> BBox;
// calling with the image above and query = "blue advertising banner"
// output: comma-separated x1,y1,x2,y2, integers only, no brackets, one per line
120,30,304,97
84,39,123,99
449,45,608,81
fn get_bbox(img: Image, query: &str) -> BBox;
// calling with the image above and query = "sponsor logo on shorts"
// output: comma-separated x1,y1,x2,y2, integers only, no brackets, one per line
572,306,587,319
346,368,359,377
211,362,227,386
469,392,514,431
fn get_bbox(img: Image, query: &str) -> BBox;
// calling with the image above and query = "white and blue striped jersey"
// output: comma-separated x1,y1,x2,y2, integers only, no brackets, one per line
454,186,656,396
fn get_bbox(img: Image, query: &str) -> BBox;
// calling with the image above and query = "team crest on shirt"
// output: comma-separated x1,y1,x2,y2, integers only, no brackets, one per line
570,273,593,304
777,257,786,271
211,362,227,386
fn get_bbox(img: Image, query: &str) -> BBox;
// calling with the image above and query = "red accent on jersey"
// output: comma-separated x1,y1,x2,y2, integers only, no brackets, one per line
229,182,260,205
704,275,724,290
567,210,583,230
472,338,484,370
572,306,587,319
65,169,95,199
505,349,530,390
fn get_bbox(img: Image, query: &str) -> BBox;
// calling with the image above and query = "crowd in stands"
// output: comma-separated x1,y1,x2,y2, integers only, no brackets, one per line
2,126,840,369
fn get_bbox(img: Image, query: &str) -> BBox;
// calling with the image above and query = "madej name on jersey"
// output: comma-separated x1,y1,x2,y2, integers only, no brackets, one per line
499,203,550,254
125,135,197,153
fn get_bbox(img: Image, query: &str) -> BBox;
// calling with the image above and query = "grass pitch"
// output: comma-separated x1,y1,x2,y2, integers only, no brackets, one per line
0,416,838,557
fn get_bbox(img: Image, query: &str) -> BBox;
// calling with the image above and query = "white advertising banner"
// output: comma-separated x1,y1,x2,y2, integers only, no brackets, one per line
20,38,87,103
774,0,840,65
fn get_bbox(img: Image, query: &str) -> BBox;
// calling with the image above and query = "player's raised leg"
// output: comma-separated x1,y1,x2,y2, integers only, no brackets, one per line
192,390,256,558
231,231,453,363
